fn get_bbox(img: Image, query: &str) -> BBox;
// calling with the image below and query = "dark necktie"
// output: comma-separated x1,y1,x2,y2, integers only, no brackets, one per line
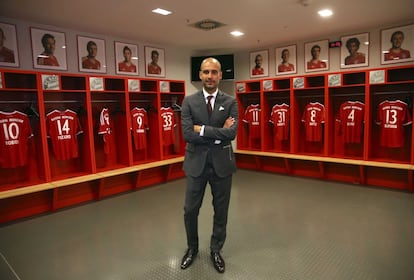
207,95,213,116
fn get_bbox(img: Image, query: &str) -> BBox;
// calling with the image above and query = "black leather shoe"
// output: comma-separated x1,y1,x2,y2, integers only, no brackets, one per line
211,251,225,273
180,248,198,269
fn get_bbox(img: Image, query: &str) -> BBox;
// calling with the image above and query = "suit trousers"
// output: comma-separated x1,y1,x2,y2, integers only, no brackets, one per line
183,152,232,253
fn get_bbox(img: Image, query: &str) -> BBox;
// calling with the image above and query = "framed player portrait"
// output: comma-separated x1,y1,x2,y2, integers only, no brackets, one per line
340,32,369,69
0,22,19,68
115,41,139,76
275,45,297,76
380,24,414,65
77,35,106,73
145,46,165,77
304,39,329,73
30,27,67,71
250,49,268,78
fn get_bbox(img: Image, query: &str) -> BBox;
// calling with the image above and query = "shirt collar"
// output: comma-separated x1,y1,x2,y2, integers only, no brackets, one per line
203,88,218,100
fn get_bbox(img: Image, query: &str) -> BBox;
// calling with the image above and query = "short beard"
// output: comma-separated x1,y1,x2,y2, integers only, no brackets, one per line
204,78,219,88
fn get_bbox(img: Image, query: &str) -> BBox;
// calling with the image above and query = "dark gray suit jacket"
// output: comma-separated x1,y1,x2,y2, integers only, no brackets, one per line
181,90,238,178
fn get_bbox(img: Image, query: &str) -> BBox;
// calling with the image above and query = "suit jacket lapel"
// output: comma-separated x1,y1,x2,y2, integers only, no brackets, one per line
212,90,224,115
197,91,210,122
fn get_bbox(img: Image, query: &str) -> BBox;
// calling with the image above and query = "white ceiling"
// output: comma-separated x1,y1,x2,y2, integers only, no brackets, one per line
1,0,413,52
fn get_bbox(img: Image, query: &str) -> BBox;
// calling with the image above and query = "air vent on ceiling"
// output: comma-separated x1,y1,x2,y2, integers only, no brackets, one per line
189,19,226,31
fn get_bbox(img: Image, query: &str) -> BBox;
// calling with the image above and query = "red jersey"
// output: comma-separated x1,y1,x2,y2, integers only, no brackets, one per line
160,107,176,146
118,62,137,73
307,60,327,70
0,111,33,168
269,103,290,141
252,67,264,76
301,102,325,142
148,63,161,74
46,109,83,160
384,49,411,61
376,100,412,148
278,63,294,73
345,53,366,65
37,54,59,66
82,57,101,69
130,107,149,150
98,108,115,155
243,104,261,139
336,101,365,143
0,46,15,63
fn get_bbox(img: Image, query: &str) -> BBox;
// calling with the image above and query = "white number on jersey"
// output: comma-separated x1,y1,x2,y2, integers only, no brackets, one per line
57,119,70,136
277,111,286,123
385,109,398,125
2,122,19,140
162,114,172,127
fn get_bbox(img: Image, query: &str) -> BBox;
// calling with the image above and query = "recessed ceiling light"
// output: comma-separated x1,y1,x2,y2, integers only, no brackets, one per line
318,9,333,17
230,30,244,37
152,8,172,16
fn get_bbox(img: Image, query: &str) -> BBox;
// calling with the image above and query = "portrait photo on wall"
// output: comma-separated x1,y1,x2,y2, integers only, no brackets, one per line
340,32,369,69
304,39,329,72
115,42,138,75
77,35,106,73
250,49,269,78
381,24,414,65
0,22,19,67
275,45,297,75
145,46,165,77
31,27,67,70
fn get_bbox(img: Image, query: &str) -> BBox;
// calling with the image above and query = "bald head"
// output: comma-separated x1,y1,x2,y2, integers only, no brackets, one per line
201,57,221,71
199,57,222,93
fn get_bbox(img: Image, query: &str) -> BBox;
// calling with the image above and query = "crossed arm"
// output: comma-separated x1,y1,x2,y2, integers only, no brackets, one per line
181,98,238,144
193,116,235,133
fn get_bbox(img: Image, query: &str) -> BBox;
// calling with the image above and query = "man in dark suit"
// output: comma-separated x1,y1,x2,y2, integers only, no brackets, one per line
180,57,238,273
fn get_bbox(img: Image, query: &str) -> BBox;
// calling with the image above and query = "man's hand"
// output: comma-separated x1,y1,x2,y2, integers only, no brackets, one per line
193,117,234,133
223,116,235,128
193,125,202,133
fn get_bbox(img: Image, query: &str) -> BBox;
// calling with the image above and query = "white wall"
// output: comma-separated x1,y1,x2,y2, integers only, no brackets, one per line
0,16,202,95
1,16,413,98
232,20,414,82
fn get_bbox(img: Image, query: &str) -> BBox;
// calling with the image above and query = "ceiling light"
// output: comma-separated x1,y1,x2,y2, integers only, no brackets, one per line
318,9,333,17
152,8,172,16
230,31,244,37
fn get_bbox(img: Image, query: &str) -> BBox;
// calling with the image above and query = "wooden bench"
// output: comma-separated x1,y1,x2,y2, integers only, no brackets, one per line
0,156,185,200
235,149,413,170
235,150,414,192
